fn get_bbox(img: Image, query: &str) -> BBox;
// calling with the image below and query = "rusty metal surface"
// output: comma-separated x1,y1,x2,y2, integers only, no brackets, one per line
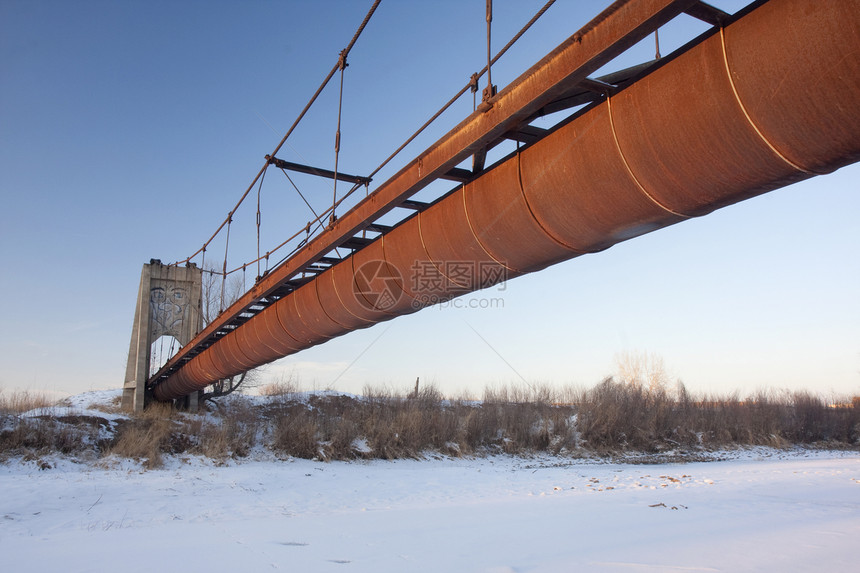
313,267,368,330
610,28,805,217
418,187,505,292
207,340,242,380
350,238,408,315
232,319,284,365
464,156,574,275
329,255,391,323
724,0,860,174
259,305,304,355
520,103,685,249
152,0,860,401
273,296,320,349
218,334,258,373
289,283,342,340
195,351,224,384
380,215,437,306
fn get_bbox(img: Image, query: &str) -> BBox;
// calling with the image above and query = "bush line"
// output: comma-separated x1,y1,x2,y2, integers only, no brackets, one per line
1,382,858,468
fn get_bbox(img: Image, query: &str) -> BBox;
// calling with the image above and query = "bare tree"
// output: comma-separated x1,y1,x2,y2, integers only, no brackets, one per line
201,370,257,403
200,263,246,325
614,350,670,395
198,262,259,404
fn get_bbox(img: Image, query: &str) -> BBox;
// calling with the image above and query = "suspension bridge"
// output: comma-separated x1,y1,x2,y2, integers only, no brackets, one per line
124,0,860,411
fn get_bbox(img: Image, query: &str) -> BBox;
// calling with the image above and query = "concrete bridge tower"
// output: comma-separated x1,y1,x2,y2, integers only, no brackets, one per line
123,260,202,412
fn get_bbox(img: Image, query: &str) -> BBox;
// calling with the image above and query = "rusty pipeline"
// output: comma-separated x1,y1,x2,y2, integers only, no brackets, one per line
153,0,860,401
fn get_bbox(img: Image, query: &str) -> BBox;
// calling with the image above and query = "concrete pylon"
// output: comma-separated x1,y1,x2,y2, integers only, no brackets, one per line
122,260,203,412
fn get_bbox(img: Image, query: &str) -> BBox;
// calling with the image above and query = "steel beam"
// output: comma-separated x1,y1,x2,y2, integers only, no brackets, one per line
684,1,731,25
266,155,371,186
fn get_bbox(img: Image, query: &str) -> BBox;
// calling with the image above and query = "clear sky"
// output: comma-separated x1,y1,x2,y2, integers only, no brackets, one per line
1,0,858,399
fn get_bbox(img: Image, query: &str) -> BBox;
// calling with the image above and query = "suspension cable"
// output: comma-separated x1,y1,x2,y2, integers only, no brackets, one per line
366,0,555,182
220,214,232,313
281,168,322,222
174,0,557,287
255,165,267,279
484,0,494,103
171,0,381,268
220,0,556,278
332,50,348,225
491,0,555,75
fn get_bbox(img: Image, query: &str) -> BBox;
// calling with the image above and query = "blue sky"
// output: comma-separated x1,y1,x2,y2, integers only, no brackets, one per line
1,0,858,399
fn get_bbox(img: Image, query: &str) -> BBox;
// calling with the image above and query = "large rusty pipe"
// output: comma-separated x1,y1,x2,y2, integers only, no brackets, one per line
154,0,860,401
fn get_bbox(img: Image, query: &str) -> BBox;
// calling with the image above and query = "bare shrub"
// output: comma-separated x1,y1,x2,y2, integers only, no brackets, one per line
108,421,167,468
196,400,259,459
785,391,827,442
615,351,670,394
576,378,658,451
0,390,105,460
6,374,858,465
0,418,92,459
107,403,176,469
322,417,361,460
272,407,319,459
257,374,300,398
0,389,55,415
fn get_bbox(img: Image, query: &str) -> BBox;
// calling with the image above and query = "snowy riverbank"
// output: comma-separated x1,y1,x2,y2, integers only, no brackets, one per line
2,449,858,572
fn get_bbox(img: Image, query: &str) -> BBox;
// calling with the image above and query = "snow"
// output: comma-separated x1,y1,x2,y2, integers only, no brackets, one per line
28,389,129,423
1,450,858,572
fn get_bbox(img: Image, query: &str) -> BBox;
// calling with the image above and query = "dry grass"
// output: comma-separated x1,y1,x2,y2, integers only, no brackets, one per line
0,390,97,462
265,384,579,460
107,400,261,466
192,400,259,460
2,381,858,467
574,380,860,452
273,407,320,459
106,403,175,469
88,394,124,415
0,389,56,415
0,418,91,459
257,373,301,398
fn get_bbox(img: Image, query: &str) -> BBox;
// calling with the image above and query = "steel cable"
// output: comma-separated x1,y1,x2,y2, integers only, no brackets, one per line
171,0,381,267
174,0,556,283
366,0,555,182
255,165,267,279
281,168,322,223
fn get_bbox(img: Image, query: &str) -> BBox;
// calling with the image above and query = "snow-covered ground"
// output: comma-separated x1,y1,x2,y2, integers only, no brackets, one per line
2,449,858,572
